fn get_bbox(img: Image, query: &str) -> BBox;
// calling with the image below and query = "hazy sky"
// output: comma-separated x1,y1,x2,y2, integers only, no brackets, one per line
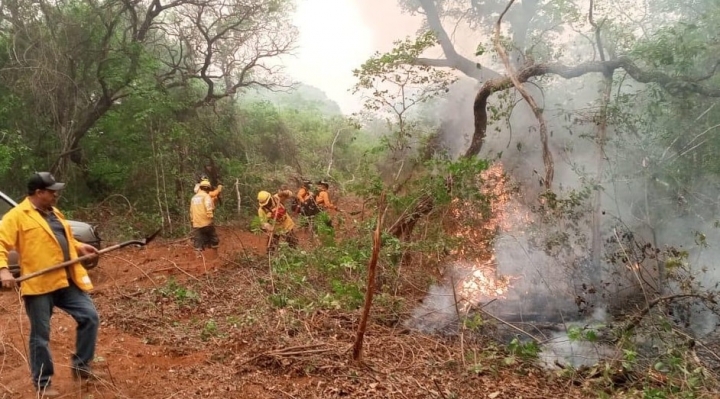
285,0,421,115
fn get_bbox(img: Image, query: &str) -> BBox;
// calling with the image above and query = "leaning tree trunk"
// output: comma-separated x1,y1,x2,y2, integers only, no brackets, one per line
388,194,435,240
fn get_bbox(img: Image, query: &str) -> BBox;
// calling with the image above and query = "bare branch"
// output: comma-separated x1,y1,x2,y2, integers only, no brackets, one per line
466,57,720,160
413,57,456,69
588,0,606,63
493,0,554,189
416,0,500,81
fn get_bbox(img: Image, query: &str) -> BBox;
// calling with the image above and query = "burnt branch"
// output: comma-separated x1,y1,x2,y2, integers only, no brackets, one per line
620,293,714,337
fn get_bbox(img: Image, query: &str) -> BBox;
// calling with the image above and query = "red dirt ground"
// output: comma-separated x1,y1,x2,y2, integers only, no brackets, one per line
0,222,591,399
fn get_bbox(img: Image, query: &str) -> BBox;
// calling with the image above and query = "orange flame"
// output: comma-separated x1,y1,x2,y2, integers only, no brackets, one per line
444,162,528,308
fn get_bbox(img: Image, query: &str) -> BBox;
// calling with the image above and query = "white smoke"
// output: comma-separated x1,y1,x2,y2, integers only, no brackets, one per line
404,284,458,334
538,308,619,369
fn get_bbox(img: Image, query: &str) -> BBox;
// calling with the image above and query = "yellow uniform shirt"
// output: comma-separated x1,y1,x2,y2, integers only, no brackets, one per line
190,191,214,228
258,195,295,234
315,190,335,210
0,198,94,296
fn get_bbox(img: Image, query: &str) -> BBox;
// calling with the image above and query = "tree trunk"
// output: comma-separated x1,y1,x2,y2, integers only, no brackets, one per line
591,74,613,267
352,198,385,361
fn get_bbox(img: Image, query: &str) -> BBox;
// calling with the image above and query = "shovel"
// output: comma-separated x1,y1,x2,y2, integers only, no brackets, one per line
14,228,162,283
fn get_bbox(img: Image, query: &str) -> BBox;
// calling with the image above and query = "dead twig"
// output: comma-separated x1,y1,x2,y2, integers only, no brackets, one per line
160,257,201,282
267,348,334,357
621,293,713,337
672,327,720,364
433,379,449,399
477,308,543,344
240,344,333,365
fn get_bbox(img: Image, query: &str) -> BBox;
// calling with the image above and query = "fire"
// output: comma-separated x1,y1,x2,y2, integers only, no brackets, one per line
444,162,521,309
461,263,512,297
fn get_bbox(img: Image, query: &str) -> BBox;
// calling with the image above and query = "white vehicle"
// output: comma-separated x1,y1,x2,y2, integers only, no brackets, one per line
0,190,101,270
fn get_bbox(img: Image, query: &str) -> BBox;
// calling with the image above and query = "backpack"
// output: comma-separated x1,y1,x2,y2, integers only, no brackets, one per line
300,199,320,217
291,197,301,214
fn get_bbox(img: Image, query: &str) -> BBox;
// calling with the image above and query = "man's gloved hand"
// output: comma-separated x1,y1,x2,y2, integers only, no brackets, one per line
262,223,274,232
0,267,16,289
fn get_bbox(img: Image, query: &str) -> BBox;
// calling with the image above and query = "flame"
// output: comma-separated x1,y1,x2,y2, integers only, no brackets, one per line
444,162,523,309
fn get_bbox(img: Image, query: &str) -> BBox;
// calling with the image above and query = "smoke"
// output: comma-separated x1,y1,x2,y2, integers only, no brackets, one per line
355,0,720,370
403,260,513,334
538,307,619,369
404,284,458,334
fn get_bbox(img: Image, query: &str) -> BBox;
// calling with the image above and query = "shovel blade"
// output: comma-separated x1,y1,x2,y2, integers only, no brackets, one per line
142,228,162,245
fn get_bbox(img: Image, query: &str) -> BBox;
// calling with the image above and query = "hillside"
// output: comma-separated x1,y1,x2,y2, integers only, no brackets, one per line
0,224,593,399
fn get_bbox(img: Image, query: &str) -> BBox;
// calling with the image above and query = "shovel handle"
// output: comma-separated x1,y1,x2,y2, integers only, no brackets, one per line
15,242,128,283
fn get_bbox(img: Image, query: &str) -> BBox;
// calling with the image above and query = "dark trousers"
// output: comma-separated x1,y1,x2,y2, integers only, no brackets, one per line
193,225,220,250
267,230,299,254
23,282,99,389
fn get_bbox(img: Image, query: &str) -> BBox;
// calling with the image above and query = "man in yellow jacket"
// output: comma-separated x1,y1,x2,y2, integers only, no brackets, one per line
193,175,223,206
190,180,220,256
258,190,298,254
0,172,101,397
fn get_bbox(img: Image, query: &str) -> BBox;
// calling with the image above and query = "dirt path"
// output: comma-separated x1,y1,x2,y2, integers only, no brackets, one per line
0,226,589,399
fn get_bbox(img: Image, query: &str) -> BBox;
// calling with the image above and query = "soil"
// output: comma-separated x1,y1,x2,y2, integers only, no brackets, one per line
0,222,591,399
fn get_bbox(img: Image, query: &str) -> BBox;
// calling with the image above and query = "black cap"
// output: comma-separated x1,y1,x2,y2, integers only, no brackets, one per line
28,172,65,193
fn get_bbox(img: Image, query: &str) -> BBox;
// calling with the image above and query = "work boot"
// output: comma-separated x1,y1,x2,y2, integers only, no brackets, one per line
72,367,108,382
37,386,61,398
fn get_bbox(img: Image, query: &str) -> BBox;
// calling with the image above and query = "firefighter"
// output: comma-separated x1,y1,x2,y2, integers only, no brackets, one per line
315,180,336,211
295,180,313,214
193,175,223,206
257,190,298,254
314,180,338,229
190,180,220,256
276,187,294,208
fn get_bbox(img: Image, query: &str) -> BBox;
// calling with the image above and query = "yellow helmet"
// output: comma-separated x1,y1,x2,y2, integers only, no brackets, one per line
199,179,212,188
257,190,272,206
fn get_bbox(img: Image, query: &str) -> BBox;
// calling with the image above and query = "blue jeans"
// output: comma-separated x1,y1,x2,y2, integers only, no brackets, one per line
23,282,99,389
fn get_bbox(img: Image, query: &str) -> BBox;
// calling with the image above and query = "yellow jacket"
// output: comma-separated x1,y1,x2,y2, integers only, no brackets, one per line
194,184,223,206
190,191,215,228
315,190,335,210
258,195,295,234
297,187,311,203
0,198,93,296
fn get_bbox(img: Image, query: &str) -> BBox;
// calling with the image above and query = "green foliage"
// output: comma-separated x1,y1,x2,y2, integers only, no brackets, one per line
158,278,200,307
200,319,220,341
352,31,457,184
353,31,454,98
527,185,593,257
506,337,541,362
567,325,600,342
267,236,372,311
0,131,30,177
